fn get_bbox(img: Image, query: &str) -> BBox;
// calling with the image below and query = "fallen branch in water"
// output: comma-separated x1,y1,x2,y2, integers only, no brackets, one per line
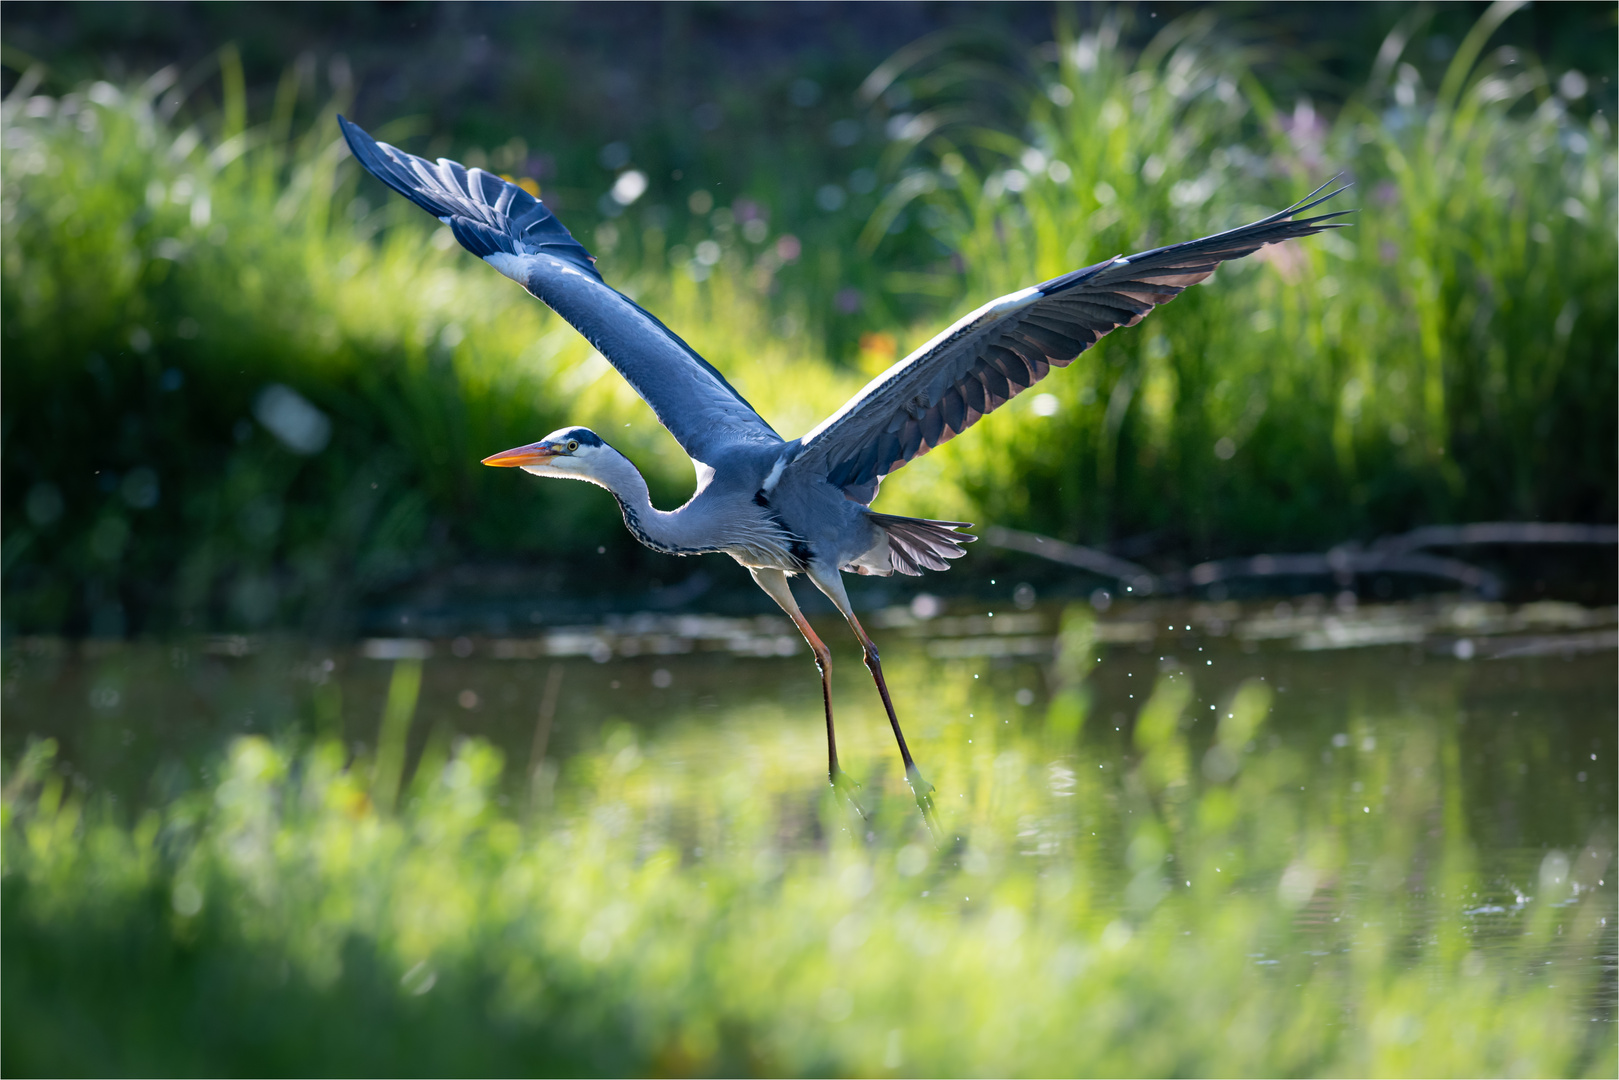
981,527,1156,594
985,522,1619,599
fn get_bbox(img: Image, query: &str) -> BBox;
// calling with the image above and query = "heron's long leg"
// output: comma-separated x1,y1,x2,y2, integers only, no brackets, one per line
748,568,846,786
805,565,936,817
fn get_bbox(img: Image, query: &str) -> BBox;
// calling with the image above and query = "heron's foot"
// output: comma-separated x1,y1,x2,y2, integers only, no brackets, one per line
904,764,942,837
829,767,868,819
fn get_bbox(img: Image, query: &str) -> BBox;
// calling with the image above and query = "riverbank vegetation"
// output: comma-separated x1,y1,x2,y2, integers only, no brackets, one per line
4,627,1613,1075
2,7,1613,635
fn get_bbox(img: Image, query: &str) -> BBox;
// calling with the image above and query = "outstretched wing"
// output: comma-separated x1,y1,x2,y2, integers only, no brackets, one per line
339,116,782,463
790,183,1351,503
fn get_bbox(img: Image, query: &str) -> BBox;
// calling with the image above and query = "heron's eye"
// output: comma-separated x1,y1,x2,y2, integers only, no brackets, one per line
566,439,580,452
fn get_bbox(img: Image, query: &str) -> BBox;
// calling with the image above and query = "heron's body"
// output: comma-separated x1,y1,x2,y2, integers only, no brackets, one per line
521,427,902,574
339,115,1348,817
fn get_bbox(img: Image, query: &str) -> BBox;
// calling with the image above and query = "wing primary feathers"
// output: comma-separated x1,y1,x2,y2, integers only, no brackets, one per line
939,387,967,434
977,364,1011,404
339,115,601,277
792,181,1350,501
340,115,782,462
1013,323,1084,359
985,344,1036,384
959,376,987,416
1036,181,1352,298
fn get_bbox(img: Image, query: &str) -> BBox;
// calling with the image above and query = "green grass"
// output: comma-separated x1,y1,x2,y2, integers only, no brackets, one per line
865,13,1617,550
4,13,1614,1075
2,10,1614,634
4,627,1614,1076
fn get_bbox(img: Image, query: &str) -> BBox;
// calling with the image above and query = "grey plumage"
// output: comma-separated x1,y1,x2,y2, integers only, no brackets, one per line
340,117,778,463
339,115,1348,814
791,181,1349,503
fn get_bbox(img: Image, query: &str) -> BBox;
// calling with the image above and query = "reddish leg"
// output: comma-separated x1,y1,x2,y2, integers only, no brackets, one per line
806,566,937,823
750,568,862,807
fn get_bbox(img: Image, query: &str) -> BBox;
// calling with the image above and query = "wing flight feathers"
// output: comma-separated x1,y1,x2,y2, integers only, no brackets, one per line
792,184,1351,501
339,115,600,276
339,117,781,461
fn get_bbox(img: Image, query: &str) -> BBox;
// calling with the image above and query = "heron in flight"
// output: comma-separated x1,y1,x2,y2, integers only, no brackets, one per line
339,116,1347,816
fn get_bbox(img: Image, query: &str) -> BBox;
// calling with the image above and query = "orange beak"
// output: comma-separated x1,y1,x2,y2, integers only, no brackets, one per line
481,442,559,467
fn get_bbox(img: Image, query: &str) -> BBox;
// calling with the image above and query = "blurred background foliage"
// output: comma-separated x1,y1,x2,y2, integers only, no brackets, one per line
4,635,1614,1076
1,1,1614,637
3,9,1616,1075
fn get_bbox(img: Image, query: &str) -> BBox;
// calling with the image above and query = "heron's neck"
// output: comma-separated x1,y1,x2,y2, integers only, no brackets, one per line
588,451,709,556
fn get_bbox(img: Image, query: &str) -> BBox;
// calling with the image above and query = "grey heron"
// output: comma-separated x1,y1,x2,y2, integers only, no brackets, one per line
338,116,1347,816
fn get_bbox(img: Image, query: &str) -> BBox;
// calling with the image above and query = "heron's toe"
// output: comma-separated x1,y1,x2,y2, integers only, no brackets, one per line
829,767,868,819
904,763,935,798
904,764,941,833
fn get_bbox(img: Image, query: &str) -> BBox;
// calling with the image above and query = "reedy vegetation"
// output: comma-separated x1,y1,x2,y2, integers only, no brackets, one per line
1,10,1613,633
3,623,1613,1075
871,9,1616,547
2,12,1613,1073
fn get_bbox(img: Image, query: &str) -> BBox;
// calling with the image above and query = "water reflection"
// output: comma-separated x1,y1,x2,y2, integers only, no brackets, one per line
2,597,1615,1071
5,598,1615,826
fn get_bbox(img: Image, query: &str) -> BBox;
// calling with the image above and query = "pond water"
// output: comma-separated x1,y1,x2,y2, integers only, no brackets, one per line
4,594,1616,1066
7,595,1613,823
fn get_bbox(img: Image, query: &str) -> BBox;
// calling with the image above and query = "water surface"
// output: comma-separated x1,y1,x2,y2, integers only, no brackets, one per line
5,595,1615,1059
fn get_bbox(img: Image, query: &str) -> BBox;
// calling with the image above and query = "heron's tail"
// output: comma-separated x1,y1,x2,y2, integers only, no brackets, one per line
858,512,977,576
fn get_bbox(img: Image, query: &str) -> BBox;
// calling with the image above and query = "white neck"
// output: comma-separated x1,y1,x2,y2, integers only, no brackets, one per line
577,449,713,556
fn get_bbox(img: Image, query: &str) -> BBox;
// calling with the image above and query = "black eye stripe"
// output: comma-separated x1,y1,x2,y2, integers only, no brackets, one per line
556,427,603,448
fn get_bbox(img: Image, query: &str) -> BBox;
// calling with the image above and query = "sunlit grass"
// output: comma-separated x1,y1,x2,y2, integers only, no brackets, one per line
866,14,1617,550
4,624,1613,1076
2,8,1613,635
0,62,880,634
3,12,1614,1075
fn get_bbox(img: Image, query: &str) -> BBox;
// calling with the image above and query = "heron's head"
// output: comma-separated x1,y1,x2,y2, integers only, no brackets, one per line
481,426,615,480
